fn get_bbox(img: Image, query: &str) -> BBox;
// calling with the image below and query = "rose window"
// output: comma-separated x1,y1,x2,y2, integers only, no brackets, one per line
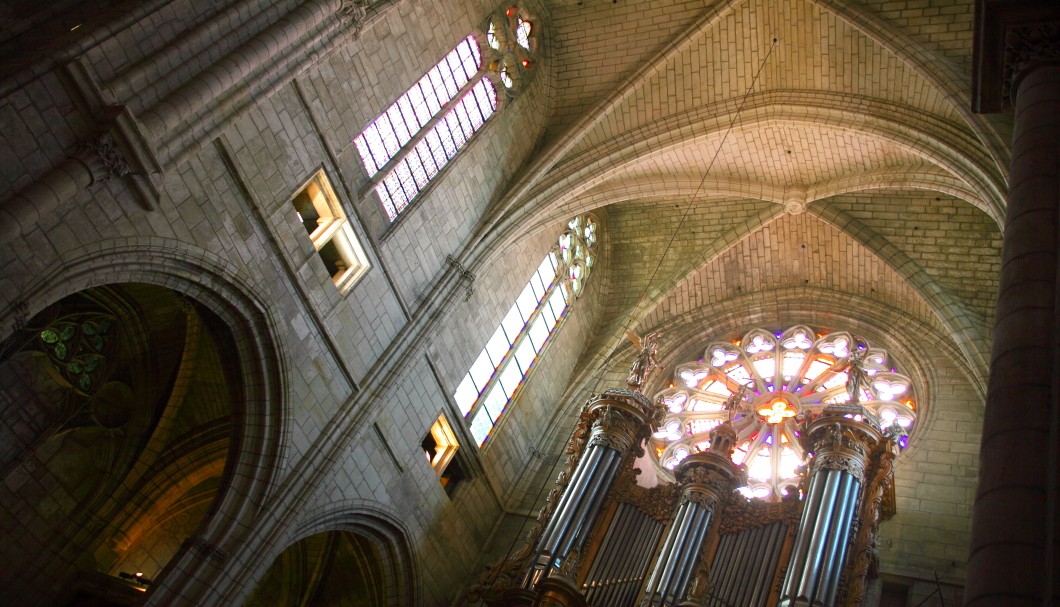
652,326,917,501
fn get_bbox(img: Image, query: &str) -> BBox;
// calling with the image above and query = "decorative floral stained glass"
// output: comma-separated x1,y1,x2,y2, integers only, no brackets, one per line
652,326,917,501
38,315,115,394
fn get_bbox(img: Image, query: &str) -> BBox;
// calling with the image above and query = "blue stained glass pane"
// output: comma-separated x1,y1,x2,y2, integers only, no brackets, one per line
386,104,411,145
406,85,431,128
470,409,493,445
423,128,447,170
483,385,507,421
353,135,378,175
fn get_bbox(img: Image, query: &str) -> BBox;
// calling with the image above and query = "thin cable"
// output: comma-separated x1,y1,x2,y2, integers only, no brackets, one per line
621,38,778,339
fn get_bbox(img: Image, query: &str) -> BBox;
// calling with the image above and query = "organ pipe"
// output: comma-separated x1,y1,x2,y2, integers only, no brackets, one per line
642,423,744,607
777,412,881,607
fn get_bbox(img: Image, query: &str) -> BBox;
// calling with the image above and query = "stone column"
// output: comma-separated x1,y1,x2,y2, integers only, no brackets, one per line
642,423,743,607
524,389,660,590
0,133,130,242
969,9,1060,606
777,413,880,607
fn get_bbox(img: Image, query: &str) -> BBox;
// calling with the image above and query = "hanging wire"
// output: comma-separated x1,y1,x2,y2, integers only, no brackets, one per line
620,37,779,341
500,33,782,582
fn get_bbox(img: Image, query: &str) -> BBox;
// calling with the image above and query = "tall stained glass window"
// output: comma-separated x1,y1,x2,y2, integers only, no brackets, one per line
652,326,917,501
454,215,598,447
354,6,538,221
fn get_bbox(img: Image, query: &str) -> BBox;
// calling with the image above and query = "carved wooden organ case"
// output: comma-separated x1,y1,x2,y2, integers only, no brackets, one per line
467,387,900,607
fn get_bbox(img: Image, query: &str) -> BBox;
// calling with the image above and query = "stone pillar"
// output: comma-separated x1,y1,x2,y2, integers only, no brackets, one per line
138,0,343,145
969,8,1060,605
524,389,660,590
0,133,130,242
777,413,880,607
642,423,743,607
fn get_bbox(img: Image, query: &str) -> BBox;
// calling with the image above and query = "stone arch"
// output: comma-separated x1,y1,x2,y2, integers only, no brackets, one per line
0,238,286,606
543,287,971,469
240,501,418,607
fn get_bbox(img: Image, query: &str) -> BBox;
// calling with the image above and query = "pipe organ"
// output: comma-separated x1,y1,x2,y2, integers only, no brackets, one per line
467,333,904,607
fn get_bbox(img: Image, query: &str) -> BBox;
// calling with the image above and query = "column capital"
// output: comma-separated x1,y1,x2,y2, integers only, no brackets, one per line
674,423,745,510
73,133,132,185
805,414,882,482
675,451,744,511
583,389,662,454
972,0,1060,112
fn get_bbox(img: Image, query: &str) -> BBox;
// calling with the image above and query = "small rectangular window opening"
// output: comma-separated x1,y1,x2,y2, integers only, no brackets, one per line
291,170,370,293
423,414,464,496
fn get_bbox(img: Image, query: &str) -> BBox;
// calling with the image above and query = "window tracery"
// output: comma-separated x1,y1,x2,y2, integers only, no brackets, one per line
454,215,598,446
653,326,916,501
353,6,539,221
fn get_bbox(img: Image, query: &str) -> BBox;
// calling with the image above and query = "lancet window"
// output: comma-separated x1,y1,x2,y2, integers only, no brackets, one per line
354,6,538,221
454,215,598,447
652,326,917,501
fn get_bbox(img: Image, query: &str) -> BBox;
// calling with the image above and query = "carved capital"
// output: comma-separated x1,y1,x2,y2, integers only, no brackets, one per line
584,389,659,454
73,133,132,185
1004,23,1060,102
339,0,369,34
717,499,803,535
806,416,880,483
676,451,744,512
972,0,1060,112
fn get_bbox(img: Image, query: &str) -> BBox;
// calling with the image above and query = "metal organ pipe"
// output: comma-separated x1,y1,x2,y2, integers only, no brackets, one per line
466,387,663,604
783,467,826,596
820,475,862,606
592,502,634,600
777,414,882,607
622,517,664,606
537,443,603,557
796,469,842,601
556,448,622,560
748,521,785,607
737,523,767,606
642,424,744,607
673,507,713,597
708,532,736,607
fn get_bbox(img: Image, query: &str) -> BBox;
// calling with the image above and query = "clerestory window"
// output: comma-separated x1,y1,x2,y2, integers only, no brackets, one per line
652,326,917,501
454,215,598,447
354,6,538,221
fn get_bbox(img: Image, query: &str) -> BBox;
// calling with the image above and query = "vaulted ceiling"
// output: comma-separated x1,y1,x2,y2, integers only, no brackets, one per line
487,0,1009,582
487,0,1008,390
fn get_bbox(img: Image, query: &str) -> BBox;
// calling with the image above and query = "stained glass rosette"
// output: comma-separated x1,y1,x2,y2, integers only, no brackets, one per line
652,326,916,501
559,215,597,301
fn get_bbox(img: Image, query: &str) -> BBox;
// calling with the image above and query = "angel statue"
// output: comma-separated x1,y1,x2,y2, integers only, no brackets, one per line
846,348,868,405
625,331,661,391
